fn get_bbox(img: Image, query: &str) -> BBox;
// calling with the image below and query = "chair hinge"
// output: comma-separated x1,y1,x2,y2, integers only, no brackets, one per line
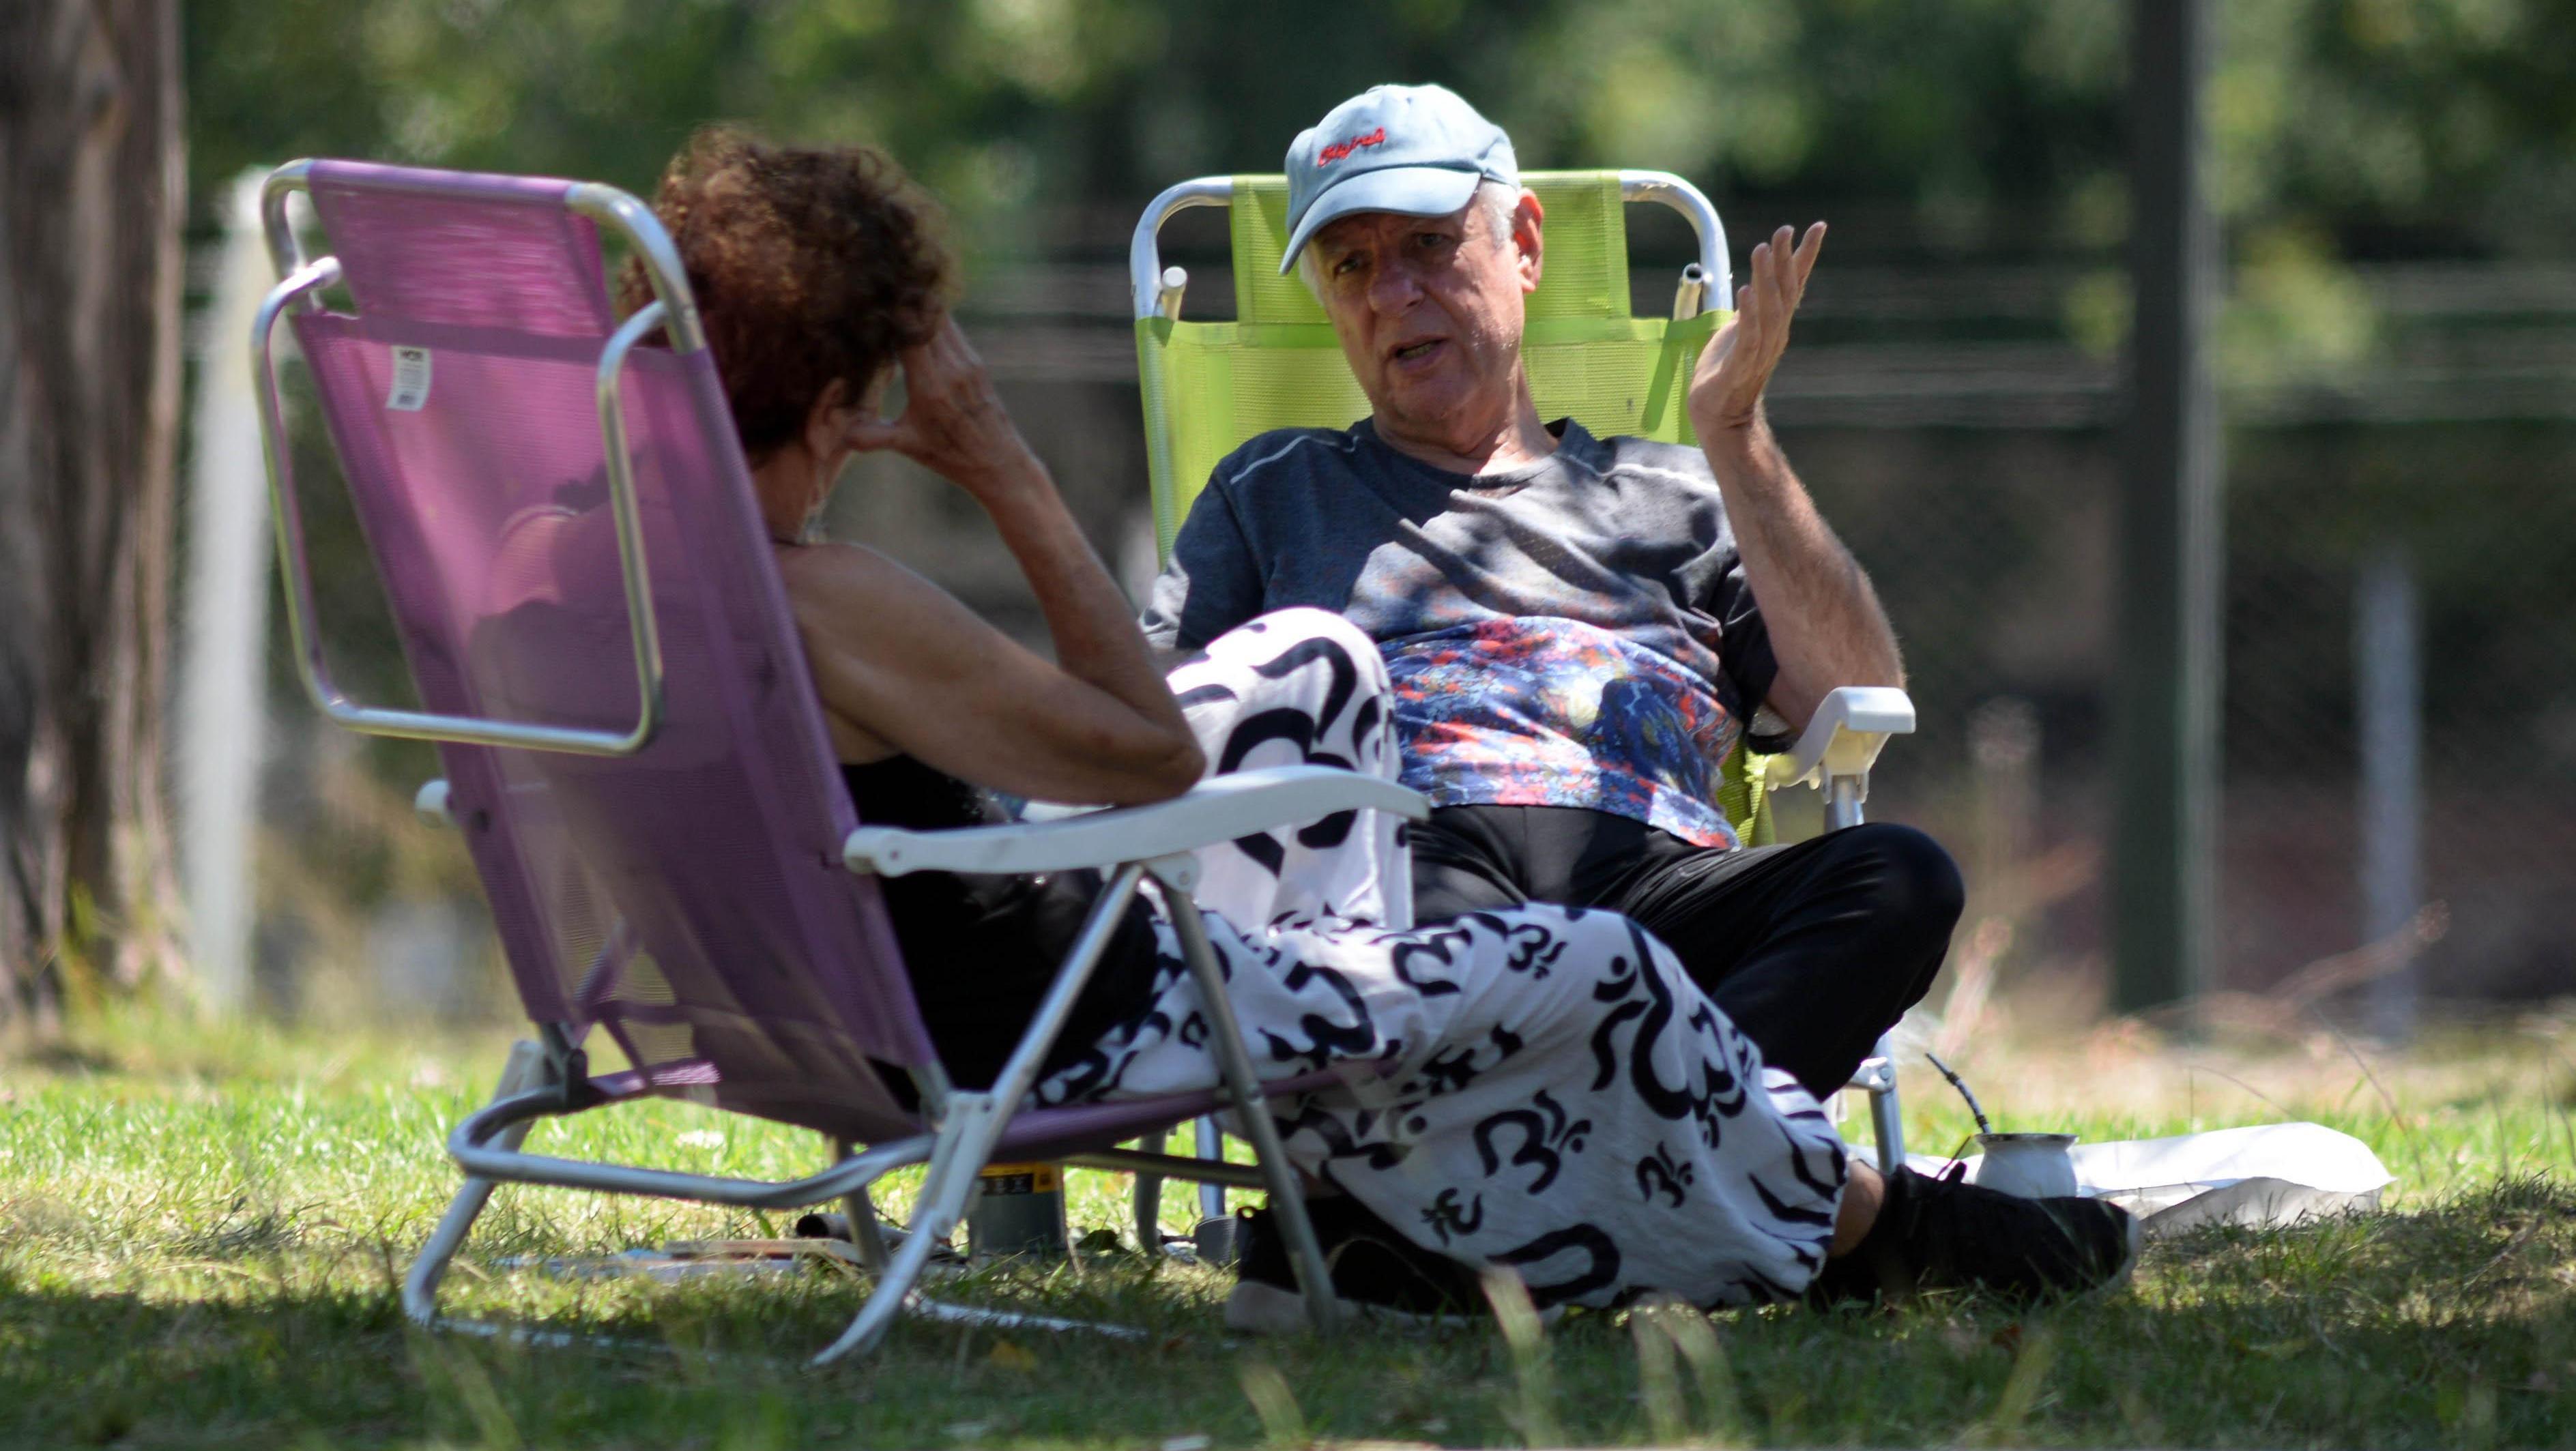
539,1023,608,1111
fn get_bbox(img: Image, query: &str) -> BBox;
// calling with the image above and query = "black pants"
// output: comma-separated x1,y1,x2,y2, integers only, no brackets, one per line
1409,806,1964,1098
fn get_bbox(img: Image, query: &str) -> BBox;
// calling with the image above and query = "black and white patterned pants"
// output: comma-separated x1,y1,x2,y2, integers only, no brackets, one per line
1037,609,1847,1308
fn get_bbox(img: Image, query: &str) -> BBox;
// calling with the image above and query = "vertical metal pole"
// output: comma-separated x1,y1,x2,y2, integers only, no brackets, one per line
2115,0,2224,1014
180,171,277,1015
1195,1115,1228,1227
1970,698,2041,909
1133,1128,1170,1252
835,1137,892,1276
2355,545,2422,1042
1868,1072,1907,1172
1824,776,1868,832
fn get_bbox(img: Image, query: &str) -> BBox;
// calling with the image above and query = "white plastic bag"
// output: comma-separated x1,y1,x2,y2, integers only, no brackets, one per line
1894,1121,2393,1235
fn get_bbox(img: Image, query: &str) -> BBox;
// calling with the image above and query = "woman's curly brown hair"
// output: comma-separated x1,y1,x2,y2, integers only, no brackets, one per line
620,128,950,463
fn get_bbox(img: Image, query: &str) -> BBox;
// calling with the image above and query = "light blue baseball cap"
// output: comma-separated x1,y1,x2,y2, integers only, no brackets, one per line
1279,83,1519,276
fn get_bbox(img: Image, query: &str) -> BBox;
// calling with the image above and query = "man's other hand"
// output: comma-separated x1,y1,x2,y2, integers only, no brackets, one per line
1688,222,1826,438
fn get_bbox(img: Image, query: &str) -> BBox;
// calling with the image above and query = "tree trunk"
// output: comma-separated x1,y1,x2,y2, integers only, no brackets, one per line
0,0,187,1029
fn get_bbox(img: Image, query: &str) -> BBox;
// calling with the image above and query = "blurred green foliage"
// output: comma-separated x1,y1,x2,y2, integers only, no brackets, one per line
188,0,2576,246
185,0,2576,387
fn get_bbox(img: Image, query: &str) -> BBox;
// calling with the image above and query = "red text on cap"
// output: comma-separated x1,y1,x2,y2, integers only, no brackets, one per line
1318,128,1388,166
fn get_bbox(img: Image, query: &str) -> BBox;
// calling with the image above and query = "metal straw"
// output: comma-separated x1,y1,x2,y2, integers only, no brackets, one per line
1923,1051,1994,1136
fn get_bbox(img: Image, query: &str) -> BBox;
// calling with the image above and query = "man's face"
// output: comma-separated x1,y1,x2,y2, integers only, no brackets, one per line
1306,192,1540,451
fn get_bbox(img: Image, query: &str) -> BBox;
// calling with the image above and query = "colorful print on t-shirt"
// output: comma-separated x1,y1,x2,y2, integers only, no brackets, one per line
1384,617,1744,849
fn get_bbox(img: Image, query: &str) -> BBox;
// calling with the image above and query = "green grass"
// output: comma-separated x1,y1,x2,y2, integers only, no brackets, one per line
5,1004,2576,1448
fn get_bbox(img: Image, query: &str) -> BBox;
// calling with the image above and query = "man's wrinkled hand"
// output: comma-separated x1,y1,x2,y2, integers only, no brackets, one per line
1688,222,1826,439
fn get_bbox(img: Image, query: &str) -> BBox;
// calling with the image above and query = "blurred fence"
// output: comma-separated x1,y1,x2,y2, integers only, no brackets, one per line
1813,422,2576,1018
207,203,2576,1027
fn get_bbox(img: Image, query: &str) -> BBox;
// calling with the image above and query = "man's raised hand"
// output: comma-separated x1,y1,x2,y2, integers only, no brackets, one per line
1688,222,1826,437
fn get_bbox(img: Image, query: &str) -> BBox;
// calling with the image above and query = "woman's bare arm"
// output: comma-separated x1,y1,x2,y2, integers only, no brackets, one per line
785,317,1202,804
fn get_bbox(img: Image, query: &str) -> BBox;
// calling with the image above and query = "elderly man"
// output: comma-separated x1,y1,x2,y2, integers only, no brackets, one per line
1146,83,1952,1111
1144,85,2132,1316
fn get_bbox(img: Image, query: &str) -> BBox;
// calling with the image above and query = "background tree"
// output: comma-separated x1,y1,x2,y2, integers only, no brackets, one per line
1,0,188,1028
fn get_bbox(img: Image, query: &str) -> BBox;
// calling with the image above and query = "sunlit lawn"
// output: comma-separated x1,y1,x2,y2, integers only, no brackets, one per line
5,1003,2575,1448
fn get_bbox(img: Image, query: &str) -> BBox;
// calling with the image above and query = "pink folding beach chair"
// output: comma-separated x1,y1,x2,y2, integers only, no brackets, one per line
250,158,1423,1362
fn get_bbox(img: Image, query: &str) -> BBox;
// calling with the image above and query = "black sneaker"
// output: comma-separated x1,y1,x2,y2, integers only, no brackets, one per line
1808,1164,2141,1308
1224,1196,1493,1332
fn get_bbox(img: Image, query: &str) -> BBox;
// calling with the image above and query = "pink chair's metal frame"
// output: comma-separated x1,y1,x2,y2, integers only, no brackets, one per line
252,158,1427,1362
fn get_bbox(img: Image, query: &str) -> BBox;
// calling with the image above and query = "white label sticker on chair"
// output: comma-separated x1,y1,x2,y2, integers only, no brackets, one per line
387,345,433,411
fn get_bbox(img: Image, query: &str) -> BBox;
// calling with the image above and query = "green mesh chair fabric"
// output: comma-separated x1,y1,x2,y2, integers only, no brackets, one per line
1714,744,1778,848
1134,168,1774,837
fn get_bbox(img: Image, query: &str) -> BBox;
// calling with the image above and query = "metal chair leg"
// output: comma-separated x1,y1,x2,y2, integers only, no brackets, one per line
1132,1128,1168,1252
403,1040,549,1325
812,1100,999,1365
1195,1116,1228,1225
834,1137,893,1277
1159,889,1340,1334
1852,1032,1906,1172
1870,1081,1905,1173
1814,756,1910,1175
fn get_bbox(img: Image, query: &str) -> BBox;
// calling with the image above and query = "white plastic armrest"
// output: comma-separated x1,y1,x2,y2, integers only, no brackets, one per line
841,765,1429,878
1015,800,1105,823
416,778,455,829
1762,686,1917,791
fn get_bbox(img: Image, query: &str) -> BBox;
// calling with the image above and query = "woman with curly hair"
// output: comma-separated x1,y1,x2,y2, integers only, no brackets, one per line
630,129,2133,1328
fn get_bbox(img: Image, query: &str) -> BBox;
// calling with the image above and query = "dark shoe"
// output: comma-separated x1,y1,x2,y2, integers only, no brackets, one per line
1224,1196,1492,1332
1809,1164,2141,1308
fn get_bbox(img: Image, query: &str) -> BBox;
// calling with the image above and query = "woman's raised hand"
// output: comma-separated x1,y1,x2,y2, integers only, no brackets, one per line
804,312,1202,804
844,311,1041,498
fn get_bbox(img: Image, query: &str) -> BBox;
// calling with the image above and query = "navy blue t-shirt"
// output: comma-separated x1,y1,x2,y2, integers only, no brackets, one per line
1141,419,1778,847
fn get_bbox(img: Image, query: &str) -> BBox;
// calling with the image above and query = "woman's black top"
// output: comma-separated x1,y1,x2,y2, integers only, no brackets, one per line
841,755,1163,1089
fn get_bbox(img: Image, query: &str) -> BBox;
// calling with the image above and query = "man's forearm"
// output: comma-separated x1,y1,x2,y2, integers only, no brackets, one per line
1701,414,1902,729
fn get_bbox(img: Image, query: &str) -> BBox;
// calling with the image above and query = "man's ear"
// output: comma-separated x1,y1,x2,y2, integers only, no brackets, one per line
1514,188,1546,295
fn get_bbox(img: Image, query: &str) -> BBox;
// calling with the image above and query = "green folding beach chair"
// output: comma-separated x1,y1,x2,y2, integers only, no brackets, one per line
1126,170,1917,1252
